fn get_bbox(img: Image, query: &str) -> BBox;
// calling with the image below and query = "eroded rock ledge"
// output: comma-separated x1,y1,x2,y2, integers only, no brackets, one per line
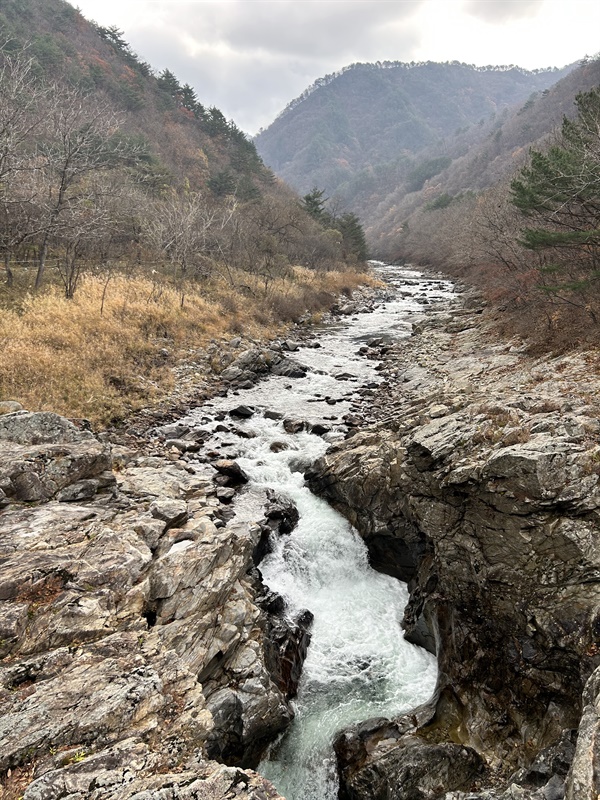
307,295,600,800
0,411,291,800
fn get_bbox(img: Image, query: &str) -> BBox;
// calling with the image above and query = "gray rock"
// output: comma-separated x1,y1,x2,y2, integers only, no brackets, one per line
150,498,188,528
264,410,283,421
335,730,482,800
211,459,249,486
0,427,291,800
283,418,306,434
154,422,191,439
0,422,111,503
216,487,236,504
133,518,166,551
310,422,331,436
229,405,254,419
220,366,245,382
12,470,52,502
565,666,600,799
57,479,99,502
0,411,94,444
271,358,308,379
165,438,201,452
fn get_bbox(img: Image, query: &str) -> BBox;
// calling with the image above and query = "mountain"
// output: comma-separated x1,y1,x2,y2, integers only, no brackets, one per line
0,0,270,201
254,60,573,216
366,55,600,258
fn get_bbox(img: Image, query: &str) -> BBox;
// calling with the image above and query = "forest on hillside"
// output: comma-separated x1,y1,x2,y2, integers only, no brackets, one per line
0,0,368,301
255,60,572,215
0,0,371,423
258,47,600,347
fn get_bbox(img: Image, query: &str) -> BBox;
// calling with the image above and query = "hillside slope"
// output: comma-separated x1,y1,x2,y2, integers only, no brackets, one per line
0,0,371,423
368,55,600,257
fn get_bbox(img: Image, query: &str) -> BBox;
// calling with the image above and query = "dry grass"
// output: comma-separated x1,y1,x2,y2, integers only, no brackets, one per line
0,265,374,426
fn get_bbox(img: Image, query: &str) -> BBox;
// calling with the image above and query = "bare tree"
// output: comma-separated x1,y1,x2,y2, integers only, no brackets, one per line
143,190,241,299
33,87,142,290
0,43,49,285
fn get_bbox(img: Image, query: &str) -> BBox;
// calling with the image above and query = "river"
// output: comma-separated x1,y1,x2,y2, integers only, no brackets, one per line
187,264,453,800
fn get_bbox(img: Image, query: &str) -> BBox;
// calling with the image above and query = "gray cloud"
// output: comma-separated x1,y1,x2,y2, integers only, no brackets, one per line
463,0,545,23
218,1,422,59
113,1,425,132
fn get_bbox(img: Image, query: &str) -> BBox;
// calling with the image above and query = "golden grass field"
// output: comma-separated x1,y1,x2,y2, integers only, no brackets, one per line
0,266,375,426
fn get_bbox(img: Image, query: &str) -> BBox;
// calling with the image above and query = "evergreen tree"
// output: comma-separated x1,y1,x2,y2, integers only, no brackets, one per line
157,69,181,98
180,83,204,117
205,107,229,137
510,87,600,309
301,187,328,222
301,188,368,263
338,212,368,262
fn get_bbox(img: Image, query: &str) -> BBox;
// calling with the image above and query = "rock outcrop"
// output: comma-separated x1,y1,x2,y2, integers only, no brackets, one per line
0,411,113,503
307,297,600,799
0,411,288,800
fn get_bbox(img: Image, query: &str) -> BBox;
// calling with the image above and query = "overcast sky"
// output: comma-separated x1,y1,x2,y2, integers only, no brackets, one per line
68,0,600,134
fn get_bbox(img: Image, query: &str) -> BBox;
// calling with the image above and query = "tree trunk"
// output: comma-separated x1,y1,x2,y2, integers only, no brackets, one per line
35,236,48,290
4,252,13,287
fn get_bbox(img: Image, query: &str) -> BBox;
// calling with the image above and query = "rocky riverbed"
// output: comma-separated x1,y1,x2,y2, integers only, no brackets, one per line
0,284,392,800
2,271,600,800
0,407,296,799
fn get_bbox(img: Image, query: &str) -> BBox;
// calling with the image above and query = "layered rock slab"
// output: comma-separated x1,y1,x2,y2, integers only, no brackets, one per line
0,413,289,799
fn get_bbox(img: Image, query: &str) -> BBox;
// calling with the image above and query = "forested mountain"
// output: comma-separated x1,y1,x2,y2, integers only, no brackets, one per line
0,0,366,299
383,55,600,348
254,60,573,218
258,52,600,347
366,55,600,257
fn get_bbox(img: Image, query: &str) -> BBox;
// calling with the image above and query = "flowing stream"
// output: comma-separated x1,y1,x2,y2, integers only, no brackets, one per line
188,265,453,800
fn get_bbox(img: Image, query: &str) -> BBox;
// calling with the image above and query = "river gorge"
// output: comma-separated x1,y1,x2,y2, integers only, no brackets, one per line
1,265,600,800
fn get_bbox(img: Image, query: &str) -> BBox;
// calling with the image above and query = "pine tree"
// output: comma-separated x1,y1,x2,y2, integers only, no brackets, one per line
338,212,368,262
510,87,600,310
157,69,181,98
301,187,328,222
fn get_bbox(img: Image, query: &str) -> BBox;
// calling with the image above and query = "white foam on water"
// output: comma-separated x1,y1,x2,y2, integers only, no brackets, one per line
229,416,437,800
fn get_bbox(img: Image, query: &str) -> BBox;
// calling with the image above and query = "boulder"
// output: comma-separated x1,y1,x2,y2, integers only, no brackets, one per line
204,641,293,769
335,730,482,800
263,491,300,535
271,358,308,379
150,498,188,528
263,608,313,700
283,418,306,434
229,405,255,419
212,459,249,486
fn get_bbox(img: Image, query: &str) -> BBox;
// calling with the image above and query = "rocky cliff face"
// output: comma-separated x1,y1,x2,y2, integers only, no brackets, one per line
307,295,600,799
0,411,291,799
